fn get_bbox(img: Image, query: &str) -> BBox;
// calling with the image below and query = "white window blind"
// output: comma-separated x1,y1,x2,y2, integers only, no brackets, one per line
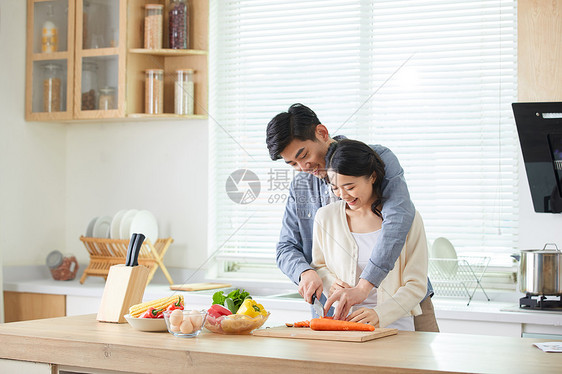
208,0,518,279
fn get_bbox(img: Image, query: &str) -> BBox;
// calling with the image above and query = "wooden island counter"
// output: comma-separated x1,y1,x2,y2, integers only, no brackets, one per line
0,314,561,373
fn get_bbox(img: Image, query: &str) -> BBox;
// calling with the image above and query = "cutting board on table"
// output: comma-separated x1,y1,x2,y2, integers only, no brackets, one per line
169,283,231,291
252,326,398,342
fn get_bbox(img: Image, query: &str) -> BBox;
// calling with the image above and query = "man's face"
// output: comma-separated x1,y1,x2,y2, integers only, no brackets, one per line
279,125,333,179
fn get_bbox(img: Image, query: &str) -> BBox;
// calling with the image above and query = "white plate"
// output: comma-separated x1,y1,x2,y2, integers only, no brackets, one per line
93,216,112,238
124,314,167,332
129,210,159,244
85,216,98,237
119,209,139,239
110,209,127,239
431,237,458,276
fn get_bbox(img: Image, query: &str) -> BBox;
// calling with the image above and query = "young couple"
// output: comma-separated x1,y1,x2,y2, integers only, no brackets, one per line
266,103,439,331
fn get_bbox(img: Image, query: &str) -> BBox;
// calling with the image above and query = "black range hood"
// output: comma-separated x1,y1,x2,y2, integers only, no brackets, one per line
513,102,562,213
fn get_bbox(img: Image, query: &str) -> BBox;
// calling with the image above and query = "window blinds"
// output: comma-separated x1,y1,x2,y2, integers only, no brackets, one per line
208,0,518,276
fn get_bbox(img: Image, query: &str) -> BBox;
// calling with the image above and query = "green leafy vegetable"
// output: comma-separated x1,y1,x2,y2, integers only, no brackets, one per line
212,288,252,313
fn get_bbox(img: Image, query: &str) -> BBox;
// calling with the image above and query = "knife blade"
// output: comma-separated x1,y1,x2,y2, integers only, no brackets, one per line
125,233,138,266
131,233,145,267
311,294,325,318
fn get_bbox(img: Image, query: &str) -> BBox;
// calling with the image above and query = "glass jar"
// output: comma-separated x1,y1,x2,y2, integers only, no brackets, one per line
145,69,164,114
42,4,58,53
81,61,98,110
43,63,62,112
144,4,163,49
99,87,116,110
168,0,189,49
174,69,194,115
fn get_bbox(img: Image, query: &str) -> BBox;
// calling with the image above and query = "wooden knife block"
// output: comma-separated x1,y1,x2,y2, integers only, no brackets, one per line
97,264,149,323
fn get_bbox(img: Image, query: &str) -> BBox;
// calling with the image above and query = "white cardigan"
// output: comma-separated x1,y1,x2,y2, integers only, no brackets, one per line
311,200,428,328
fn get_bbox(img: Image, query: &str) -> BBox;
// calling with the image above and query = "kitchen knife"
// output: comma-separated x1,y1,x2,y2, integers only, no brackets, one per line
131,233,145,267
125,233,138,266
311,294,325,318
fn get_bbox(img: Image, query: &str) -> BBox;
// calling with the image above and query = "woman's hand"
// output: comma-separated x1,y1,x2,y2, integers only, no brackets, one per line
324,279,374,320
347,307,379,327
329,279,352,297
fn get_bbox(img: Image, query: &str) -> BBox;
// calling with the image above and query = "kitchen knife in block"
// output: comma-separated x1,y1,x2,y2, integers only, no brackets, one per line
96,264,149,323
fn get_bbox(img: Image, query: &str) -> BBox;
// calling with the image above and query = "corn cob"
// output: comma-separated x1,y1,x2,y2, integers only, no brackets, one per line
129,294,184,318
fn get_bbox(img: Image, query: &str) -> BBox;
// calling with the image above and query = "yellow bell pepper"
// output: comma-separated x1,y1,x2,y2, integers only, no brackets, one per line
236,299,267,317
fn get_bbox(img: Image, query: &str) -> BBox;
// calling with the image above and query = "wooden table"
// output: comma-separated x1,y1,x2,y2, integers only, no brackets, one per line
0,314,561,373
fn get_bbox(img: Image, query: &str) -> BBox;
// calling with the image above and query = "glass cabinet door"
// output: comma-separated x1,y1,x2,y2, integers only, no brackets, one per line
26,0,74,120
75,0,125,118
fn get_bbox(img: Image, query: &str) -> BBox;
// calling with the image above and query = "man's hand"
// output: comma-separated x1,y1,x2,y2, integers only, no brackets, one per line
347,307,379,326
298,269,323,304
324,279,374,320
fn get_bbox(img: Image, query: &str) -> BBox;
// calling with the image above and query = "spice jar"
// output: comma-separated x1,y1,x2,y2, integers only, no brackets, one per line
168,0,189,49
81,61,98,110
145,69,164,114
144,4,163,49
98,87,116,110
42,4,58,53
174,69,194,115
46,250,79,281
42,63,62,112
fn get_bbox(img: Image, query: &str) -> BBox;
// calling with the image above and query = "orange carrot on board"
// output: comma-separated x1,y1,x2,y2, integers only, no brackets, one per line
293,320,310,328
310,318,375,331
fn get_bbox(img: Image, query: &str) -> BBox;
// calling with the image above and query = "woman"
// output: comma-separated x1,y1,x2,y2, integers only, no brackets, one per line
311,139,428,330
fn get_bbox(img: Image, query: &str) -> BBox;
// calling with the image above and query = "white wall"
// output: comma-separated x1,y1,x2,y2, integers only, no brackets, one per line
0,0,561,276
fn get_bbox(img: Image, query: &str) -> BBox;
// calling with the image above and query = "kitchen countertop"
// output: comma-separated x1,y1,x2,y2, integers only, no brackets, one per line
4,265,562,328
1,314,561,374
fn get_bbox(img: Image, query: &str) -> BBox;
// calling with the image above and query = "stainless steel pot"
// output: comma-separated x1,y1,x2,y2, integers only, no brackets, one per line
516,243,562,295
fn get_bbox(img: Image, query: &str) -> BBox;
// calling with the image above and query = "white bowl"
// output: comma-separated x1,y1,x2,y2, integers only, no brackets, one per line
124,314,167,332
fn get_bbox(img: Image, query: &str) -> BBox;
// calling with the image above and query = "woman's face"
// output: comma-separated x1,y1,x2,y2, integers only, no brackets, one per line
327,170,376,211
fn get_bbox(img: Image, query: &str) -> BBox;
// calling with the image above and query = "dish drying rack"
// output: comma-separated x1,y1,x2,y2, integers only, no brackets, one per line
79,236,174,285
428,256,491,305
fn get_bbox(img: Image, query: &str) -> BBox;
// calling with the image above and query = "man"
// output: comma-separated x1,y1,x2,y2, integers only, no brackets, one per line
266,103,439,332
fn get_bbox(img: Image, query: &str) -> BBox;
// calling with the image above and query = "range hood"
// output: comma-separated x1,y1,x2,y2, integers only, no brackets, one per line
513,102,562,213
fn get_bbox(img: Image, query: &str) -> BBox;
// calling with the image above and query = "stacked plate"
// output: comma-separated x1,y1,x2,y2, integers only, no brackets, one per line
85,209,159,244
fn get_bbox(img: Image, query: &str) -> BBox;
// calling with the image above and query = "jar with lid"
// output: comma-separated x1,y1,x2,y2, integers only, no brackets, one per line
98,87,116,110
42,3,58,53
144,4,163,49
42,63,62,112
145,69,164,114
46,250,79,281
167,0,189,49
174,69,194,115
81,61,98,110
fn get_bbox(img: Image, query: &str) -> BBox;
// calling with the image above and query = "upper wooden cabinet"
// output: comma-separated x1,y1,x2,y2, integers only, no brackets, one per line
25,0,208,122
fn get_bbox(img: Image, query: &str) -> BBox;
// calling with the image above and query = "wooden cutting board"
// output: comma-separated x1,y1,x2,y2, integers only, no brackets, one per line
252,326,398,342
169,283,231,291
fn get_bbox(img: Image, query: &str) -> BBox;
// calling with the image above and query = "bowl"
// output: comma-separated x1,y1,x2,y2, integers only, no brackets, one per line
124,314,167,332
204,313,270,335
163,309,207,338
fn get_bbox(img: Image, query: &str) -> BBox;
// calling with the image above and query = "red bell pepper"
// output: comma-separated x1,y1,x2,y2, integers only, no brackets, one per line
140,307,164,318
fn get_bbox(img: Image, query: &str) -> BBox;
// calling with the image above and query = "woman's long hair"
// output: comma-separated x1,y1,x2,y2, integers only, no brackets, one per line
326,139,386,218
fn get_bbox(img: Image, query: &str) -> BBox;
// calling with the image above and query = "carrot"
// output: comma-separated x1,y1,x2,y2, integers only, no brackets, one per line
310,318,375,331
293,320,310,328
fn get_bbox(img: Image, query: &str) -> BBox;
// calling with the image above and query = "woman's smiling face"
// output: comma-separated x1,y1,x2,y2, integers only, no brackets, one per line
327,170,376,211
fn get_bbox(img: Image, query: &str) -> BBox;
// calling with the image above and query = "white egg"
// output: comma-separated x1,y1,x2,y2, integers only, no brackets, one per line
180,318,194,334
170,323,180,332
169,309,184,326
189,310,203,328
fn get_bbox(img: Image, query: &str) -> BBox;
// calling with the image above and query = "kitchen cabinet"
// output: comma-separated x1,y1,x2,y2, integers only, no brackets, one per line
3,291,65,322
25,0,208,121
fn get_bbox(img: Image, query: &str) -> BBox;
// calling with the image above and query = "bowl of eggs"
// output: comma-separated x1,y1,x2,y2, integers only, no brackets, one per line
163,309,207,338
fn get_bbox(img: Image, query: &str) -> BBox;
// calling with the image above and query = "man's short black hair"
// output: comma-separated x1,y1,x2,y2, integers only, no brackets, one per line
266,103,321,160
